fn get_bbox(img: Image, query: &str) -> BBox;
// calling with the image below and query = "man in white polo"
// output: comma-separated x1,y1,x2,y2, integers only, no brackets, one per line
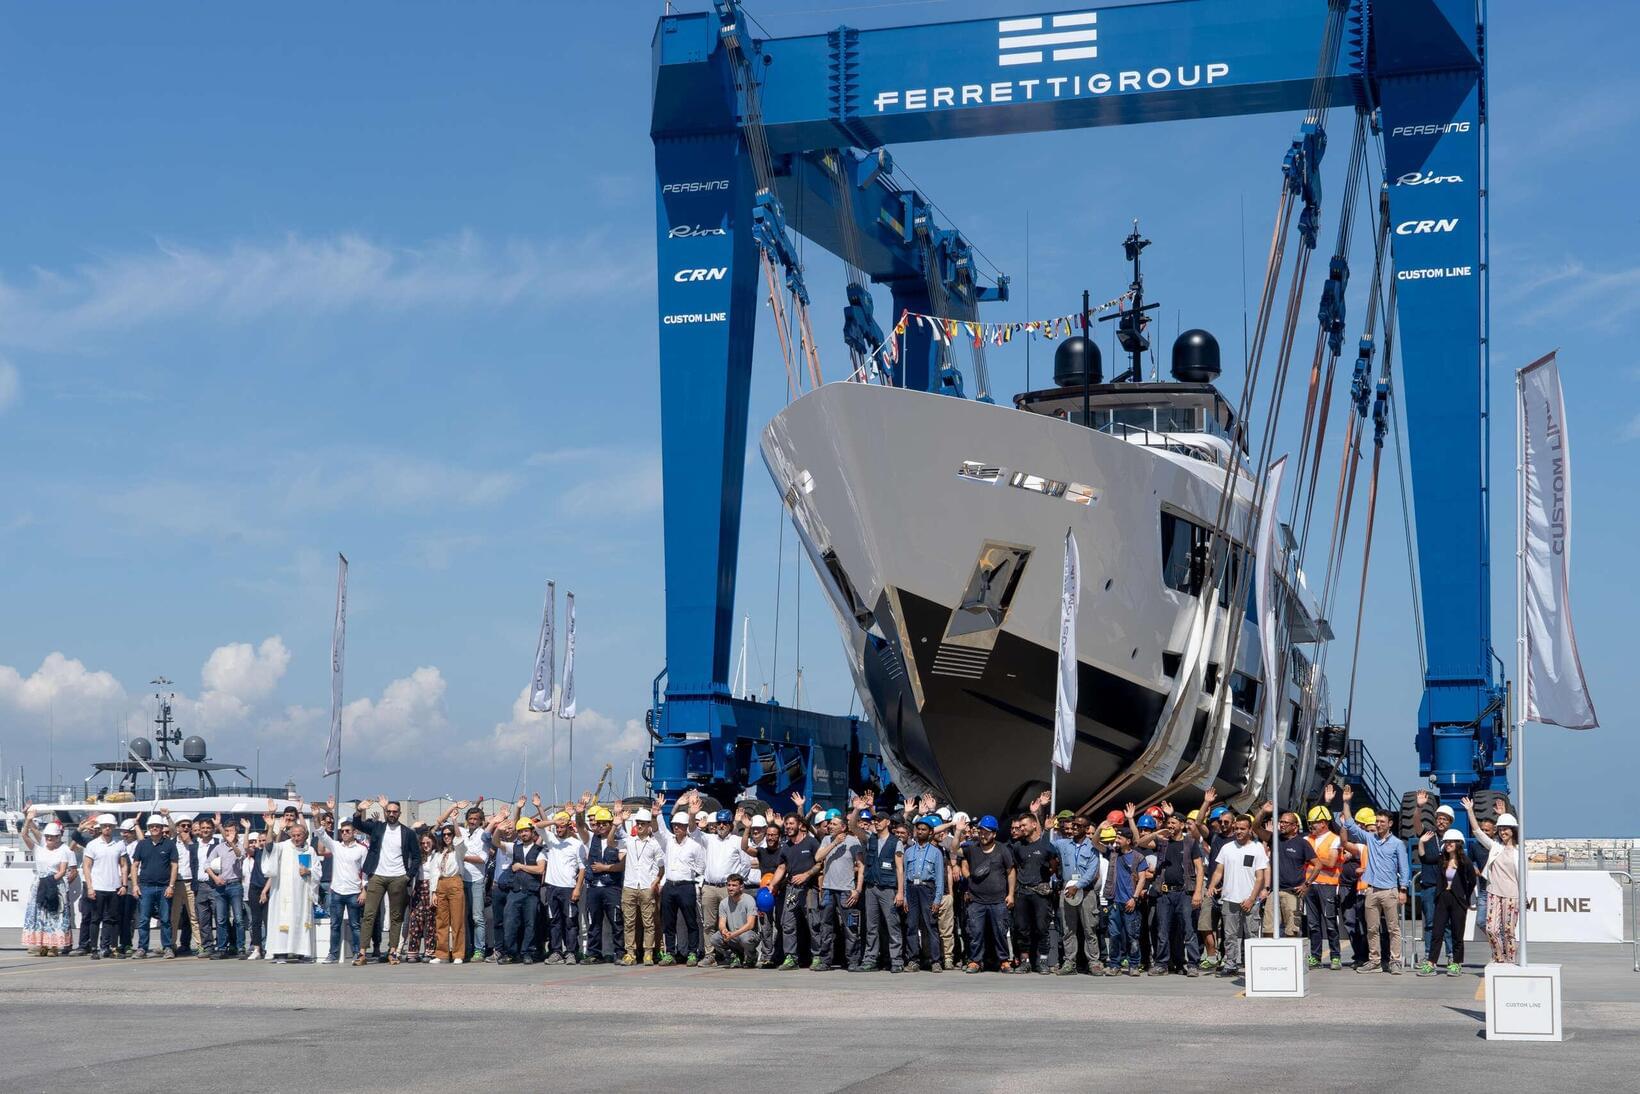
80,814,126,959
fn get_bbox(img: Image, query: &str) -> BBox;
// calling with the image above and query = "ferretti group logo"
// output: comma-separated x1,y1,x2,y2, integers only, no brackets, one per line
998,11,1098,66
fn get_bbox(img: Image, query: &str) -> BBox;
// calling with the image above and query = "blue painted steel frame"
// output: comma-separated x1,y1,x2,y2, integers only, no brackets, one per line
651,0,1504,803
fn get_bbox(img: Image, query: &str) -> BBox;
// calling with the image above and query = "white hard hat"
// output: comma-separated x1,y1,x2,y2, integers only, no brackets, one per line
749,816,769,829
936,807,953,821
631,809,653,824
146,815,167,827
1495,813,1519,829
694,810,710,822
1441,829,1466,843
671,812,692,828
42,822,63,836
1434,805,1455,820
954,812,971,827
119,819,138,832
95,813,117,827
172,812,195,822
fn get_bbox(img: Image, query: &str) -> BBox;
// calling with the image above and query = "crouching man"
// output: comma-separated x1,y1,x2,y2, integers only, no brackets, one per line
707,875,763,968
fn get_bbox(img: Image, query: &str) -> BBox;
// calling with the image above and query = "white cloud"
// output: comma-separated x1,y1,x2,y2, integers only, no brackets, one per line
0,653,127,741
489,686,648,762
0,357,18,413
341,666,451,761
201,636,291,704
0,231,648,350
560,452,662,518
1500,258,1640,330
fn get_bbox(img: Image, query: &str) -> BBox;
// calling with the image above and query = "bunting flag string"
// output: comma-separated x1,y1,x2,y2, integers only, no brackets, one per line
852,292,1136,382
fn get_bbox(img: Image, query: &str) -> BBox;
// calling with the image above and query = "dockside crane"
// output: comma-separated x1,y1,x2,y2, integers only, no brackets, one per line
649,0,1504,821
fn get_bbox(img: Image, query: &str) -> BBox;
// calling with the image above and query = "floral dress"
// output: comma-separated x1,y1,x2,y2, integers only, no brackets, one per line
23,844,75,951
402,859,438,959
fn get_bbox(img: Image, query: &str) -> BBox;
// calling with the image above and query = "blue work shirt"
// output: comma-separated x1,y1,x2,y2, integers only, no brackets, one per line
1338,816,1412,890
902,840,945,903
1050,835,1100,892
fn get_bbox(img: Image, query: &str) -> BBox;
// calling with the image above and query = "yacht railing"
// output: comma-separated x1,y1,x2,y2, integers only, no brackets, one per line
1095,420,1231,469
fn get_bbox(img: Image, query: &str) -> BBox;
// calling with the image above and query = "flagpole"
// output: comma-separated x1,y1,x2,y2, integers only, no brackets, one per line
1514,365,1529,967
551,710,559,805
568,717,575,800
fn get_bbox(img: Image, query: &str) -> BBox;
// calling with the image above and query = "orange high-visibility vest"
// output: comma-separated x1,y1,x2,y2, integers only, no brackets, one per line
1307,831,1342,885
1354,842,1370,893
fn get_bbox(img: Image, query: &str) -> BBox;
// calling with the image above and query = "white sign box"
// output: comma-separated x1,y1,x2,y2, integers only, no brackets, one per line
1243,937,1306,998
0,867,31,929
1485,963,1562,1041
1523,870,1624,943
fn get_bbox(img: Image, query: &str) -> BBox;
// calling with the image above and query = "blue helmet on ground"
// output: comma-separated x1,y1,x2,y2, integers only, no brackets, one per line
1137,814,1159,831
755,887,776,915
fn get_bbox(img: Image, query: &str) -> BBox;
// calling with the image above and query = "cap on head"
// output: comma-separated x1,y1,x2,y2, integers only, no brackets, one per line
1307,806,1333,823
936,807,953,822
694,810,711,823
916,815,937,829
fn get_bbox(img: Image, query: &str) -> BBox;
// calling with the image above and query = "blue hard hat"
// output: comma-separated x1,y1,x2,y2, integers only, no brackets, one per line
858,808,874,821
916,814,939,828
824,808,842,821
715,810,732,824
1137,814,1159,831
755,887,776,915
977,815,999,832
1209,805,1230,820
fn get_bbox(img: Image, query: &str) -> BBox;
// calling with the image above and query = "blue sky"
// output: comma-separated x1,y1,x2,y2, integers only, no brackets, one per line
0,2,1630,835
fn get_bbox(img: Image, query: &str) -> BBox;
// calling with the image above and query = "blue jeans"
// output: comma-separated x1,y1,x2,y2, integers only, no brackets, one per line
1154,889,1198,968
465,878,487,954
210,883,243,954
1106,901,1141,968
137,885,173,952
327,891,363,960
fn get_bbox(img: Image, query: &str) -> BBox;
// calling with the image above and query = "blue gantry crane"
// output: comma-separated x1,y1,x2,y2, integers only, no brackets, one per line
648,0,1505,817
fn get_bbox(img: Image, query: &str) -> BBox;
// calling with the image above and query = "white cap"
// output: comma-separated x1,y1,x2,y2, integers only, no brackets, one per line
42,822,63,836
671,812,692,828
119,819,138,832
631,809,653,824
1434,805,1455,819
95,813,117,826
1495,813,1519,829
749,816,769,829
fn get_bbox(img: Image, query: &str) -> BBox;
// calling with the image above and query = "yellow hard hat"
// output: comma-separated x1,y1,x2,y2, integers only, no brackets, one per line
1186,809,1200,821
1098,825,1119,841
1353,808,1376,826
589,807,612,823
551,811,572,823
1307,806,1332,823
514,816,535,830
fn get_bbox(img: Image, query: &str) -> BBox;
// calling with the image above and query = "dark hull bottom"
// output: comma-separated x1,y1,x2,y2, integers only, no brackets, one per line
862,589,1253,815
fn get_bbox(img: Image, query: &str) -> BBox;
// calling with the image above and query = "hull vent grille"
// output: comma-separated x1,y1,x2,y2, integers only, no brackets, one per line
931,643,990,680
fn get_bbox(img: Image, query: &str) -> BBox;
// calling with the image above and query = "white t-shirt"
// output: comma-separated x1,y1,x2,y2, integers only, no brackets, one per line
83,836,127,891
321,835,368,896
33,843,76,878
541,834,587,888
1215,839,1269,905
460,826,490,883
375,824,407,877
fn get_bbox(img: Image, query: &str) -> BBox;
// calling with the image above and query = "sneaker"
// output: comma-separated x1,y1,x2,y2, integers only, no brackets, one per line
1104,964,1120,977
726,956,741,969
495,956,513,965
1415,961,1436,976
1355,963,1375,974
998,961,1012,973
1126,965,1143,977
545,953,564,965
620,954,637,966
1148,965,1168,976
197,951,212,959
811,962,832,972
565,953,579,965
778,956,797,971
1307,955,1321,969
890,965,904,974
1200,956,1220,970
429,957,444,964
1447,963,1461,976
658,952,675,967
273,957,288,964
1330,957,1342,971
162,948,176,960
1088,961,1105,973
642,954,655,966
453,957,464,965
319,956,338,965
1184,965,1201,978
965,962,981,974
89,951,101,961
1387,964,1403,975
699,955,718,968
929,963,942,973
1056,963,1076,976
471,951,487,963
686,954,698,967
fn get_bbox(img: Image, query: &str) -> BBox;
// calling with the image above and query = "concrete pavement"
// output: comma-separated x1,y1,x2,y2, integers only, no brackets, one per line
1,944,1635,1092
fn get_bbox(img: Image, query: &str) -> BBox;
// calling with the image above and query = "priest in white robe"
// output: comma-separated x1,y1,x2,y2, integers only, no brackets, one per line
261,820,321,962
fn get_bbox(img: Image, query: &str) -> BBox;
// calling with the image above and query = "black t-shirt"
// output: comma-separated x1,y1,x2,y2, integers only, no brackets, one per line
1156,836,1204,889
779,837,819,889
1273,835,1316,892
963,842,1015,904
752,843,783,880
1010,836,1055,888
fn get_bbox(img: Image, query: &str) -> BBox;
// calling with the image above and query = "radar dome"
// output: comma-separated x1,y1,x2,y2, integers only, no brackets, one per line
182,736,208,763
1054,336,1103,387
128,738,152,760
1171,329,1221,383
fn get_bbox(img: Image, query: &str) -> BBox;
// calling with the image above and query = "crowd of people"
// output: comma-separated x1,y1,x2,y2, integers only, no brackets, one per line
17,779,1522,978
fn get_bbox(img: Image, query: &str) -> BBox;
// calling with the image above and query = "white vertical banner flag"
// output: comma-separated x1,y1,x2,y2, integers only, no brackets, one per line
1518,353,1598,728
528,580,556,714
557,592,577,719
323,553,348,777
1052,527,1080,771
1255,456,1289,749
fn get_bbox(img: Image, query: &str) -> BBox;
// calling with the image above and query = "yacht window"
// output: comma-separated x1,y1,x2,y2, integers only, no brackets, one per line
947,543,1031,638
1009,472,1067,498
1064,482,1097,506
1230,671,1259,714
1160,512,1209,596
958,461,1004,484
1154,407,1202,433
